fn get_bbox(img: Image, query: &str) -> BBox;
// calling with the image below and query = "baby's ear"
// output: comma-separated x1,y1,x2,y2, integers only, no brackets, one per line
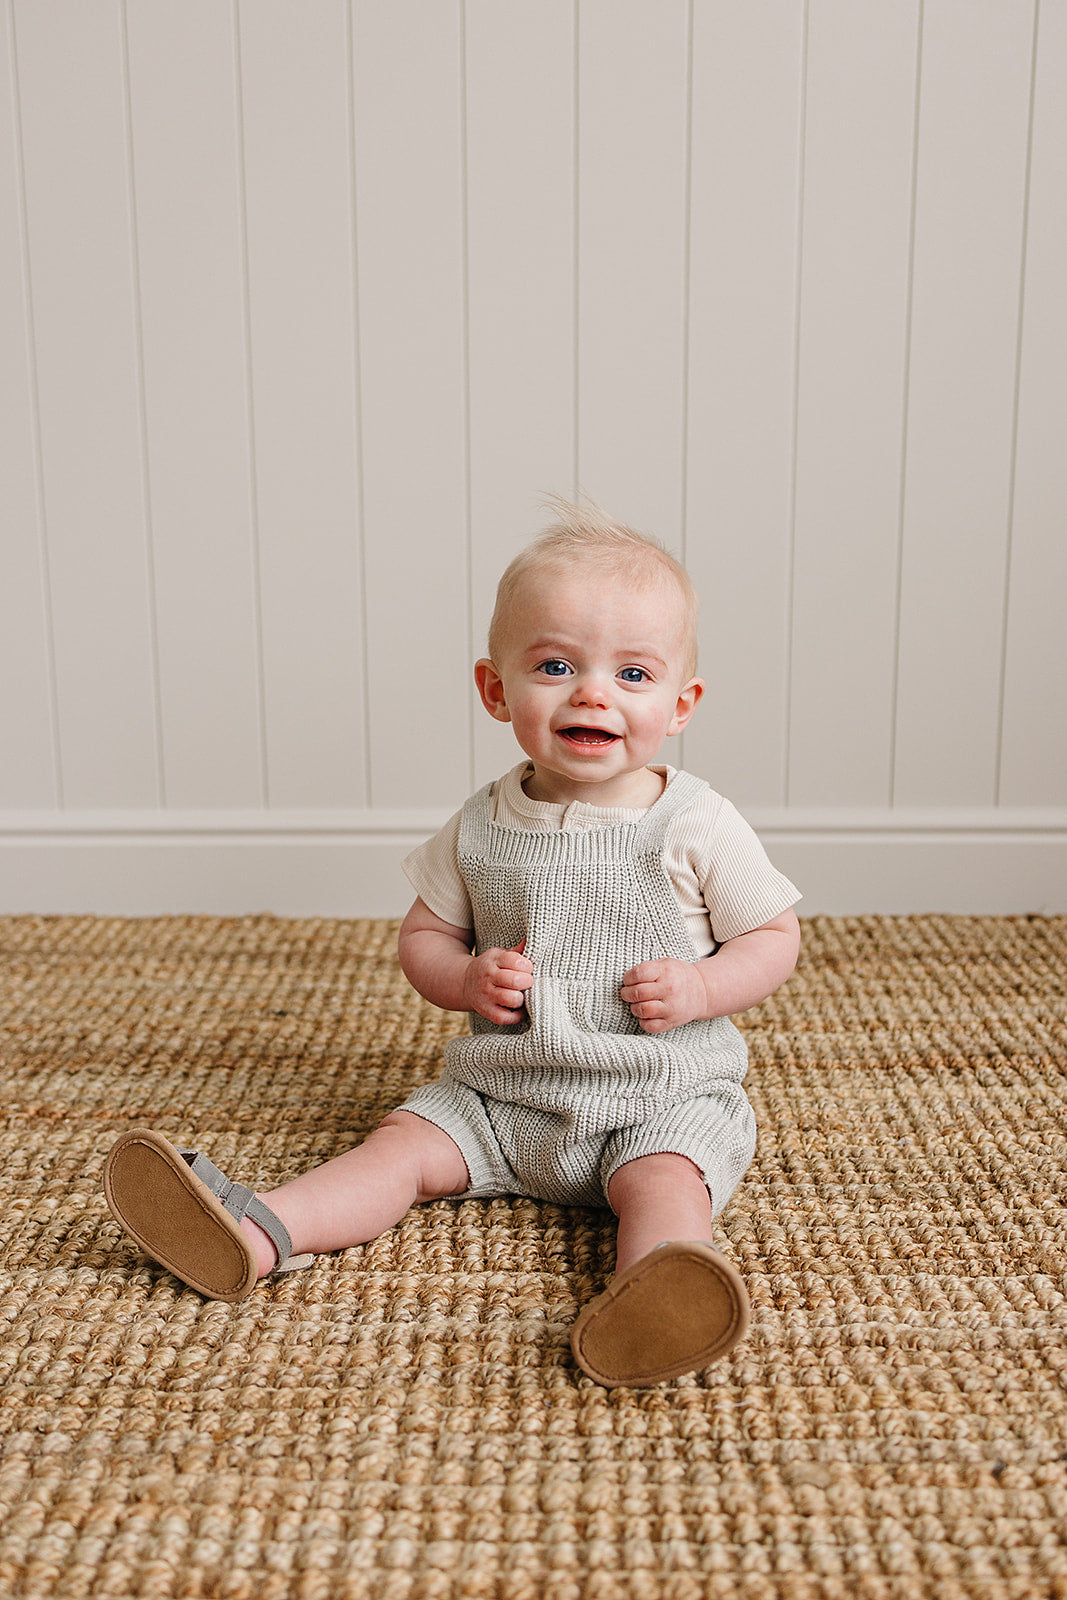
475,659,512,723
668,676,704,736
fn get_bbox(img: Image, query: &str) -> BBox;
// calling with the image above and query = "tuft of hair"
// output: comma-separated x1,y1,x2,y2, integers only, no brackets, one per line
488,495,699,677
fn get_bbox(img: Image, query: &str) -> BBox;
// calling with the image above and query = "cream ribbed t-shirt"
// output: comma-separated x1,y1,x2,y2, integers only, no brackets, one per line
402,763,800,958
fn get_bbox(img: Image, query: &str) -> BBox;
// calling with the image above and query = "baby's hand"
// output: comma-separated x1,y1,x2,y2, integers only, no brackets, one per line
463,942,534,1026
620,959,708,1034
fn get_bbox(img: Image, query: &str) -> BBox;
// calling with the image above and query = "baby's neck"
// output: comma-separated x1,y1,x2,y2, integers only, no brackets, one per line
521,764,666,810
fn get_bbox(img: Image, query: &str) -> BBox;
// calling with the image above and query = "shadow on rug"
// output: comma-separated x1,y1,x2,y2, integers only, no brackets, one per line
0,913,1065,1599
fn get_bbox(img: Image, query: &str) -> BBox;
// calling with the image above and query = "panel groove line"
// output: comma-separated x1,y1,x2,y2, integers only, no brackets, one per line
232,0,269,809
788,0,921,809
4,0,61,808
16,0,161,808
465,0,577,791
888,0,926,810
892,0,1036,808
238,0,366,810
459,0,476,798
674,0,696,776
345,0,372,813
683,0,806,810
118,0,165,808
783,0,811,809
998,0,1067,806
572,0,580,499
576,0,690,542
678,0,695,570
353,0,471,811
994,0,1041,807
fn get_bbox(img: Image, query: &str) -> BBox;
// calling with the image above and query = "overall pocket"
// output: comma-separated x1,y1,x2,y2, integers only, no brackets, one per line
561,975,642,1037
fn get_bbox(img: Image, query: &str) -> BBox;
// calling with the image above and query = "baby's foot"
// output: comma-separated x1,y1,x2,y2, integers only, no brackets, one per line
569,1240,750,1387
240,1212,282,1279
104,1128,312,1301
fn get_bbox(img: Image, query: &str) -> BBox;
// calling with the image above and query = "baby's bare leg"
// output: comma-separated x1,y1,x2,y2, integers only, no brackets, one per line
242,1110,469,1277
607,1152,713,1274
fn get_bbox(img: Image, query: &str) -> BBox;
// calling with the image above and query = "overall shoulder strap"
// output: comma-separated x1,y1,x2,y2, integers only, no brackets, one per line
638,770,709,854
456,780,496,859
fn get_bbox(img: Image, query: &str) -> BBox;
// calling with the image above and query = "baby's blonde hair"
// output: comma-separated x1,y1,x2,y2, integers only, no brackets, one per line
488,497,699,678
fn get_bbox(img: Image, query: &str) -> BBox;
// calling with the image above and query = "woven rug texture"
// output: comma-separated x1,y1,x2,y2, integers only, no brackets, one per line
0,913,1064,1600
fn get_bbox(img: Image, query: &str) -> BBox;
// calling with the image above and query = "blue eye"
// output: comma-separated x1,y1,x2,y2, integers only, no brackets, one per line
619,666,649,683
539,659,571,677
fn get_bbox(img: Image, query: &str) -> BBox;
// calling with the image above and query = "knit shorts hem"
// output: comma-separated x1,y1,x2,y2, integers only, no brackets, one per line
395,1077,756,1218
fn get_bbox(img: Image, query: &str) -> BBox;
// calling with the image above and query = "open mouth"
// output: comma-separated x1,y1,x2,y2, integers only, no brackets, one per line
559,727,620,747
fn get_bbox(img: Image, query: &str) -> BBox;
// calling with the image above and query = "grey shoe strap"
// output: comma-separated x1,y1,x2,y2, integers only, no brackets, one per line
181,1149,295,1270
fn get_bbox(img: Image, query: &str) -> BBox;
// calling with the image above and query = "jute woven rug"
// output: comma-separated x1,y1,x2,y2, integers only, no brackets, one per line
0,913,1064,1600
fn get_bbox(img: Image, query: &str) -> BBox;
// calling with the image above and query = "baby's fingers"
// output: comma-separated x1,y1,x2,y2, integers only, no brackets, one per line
621,958,705,1033
482,1003,526,1025
497,953,534,981
479,980,528,1025
489,971,531,1005
619,973,664,1006
621,960,666,989
493,958,534,992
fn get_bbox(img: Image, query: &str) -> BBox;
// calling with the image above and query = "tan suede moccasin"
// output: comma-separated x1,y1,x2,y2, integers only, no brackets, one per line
570,1240,750,1387
104,1127,312,1302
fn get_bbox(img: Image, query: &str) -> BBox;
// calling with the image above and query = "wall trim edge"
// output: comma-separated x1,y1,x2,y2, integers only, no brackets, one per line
1,807,1064,916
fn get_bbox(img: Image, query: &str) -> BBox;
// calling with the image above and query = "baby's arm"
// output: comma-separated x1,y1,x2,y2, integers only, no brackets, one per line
620,908,800,1034
398,896,533,1026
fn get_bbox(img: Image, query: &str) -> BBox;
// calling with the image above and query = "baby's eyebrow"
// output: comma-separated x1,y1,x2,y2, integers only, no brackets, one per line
522,637,575,658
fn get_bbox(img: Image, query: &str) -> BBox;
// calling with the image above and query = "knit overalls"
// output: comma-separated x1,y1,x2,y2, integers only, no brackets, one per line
399,771,757,1215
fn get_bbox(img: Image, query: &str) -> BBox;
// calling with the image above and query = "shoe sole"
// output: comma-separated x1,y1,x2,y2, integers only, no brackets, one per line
103,1127,257,1302
570,1241,750,1387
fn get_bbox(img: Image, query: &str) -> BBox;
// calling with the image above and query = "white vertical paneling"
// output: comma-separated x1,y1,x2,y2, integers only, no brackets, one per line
0,0,56,807
13,0,158,807
240,1,365,809
576,0,689,546
684,0,805,808
2,0,1066,920
126,0,262,809
465,0,576,789
893,0,1034,807
788,0,919,807
999,0,1067,807
353,0,469,810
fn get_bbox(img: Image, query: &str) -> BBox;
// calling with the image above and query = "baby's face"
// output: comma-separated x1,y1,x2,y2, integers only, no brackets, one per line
476,566,703,807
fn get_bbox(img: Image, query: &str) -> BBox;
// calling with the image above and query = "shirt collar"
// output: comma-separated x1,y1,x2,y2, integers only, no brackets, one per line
500,761,675,827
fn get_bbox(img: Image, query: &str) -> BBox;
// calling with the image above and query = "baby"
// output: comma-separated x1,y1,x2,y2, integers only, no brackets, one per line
104,500,800,1387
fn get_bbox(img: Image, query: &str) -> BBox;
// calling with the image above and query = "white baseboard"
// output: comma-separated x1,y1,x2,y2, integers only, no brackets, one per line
1,806,1065,917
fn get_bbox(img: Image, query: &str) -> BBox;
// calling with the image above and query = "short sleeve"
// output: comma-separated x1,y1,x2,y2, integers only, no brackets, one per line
697,798,800,944
401,807,473,931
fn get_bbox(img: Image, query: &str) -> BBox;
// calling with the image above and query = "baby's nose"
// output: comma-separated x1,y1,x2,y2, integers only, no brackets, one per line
571,673,612,708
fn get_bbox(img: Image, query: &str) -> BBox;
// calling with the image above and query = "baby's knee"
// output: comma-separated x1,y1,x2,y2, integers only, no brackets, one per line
376,1110,470,1202
607,1151,707,1212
